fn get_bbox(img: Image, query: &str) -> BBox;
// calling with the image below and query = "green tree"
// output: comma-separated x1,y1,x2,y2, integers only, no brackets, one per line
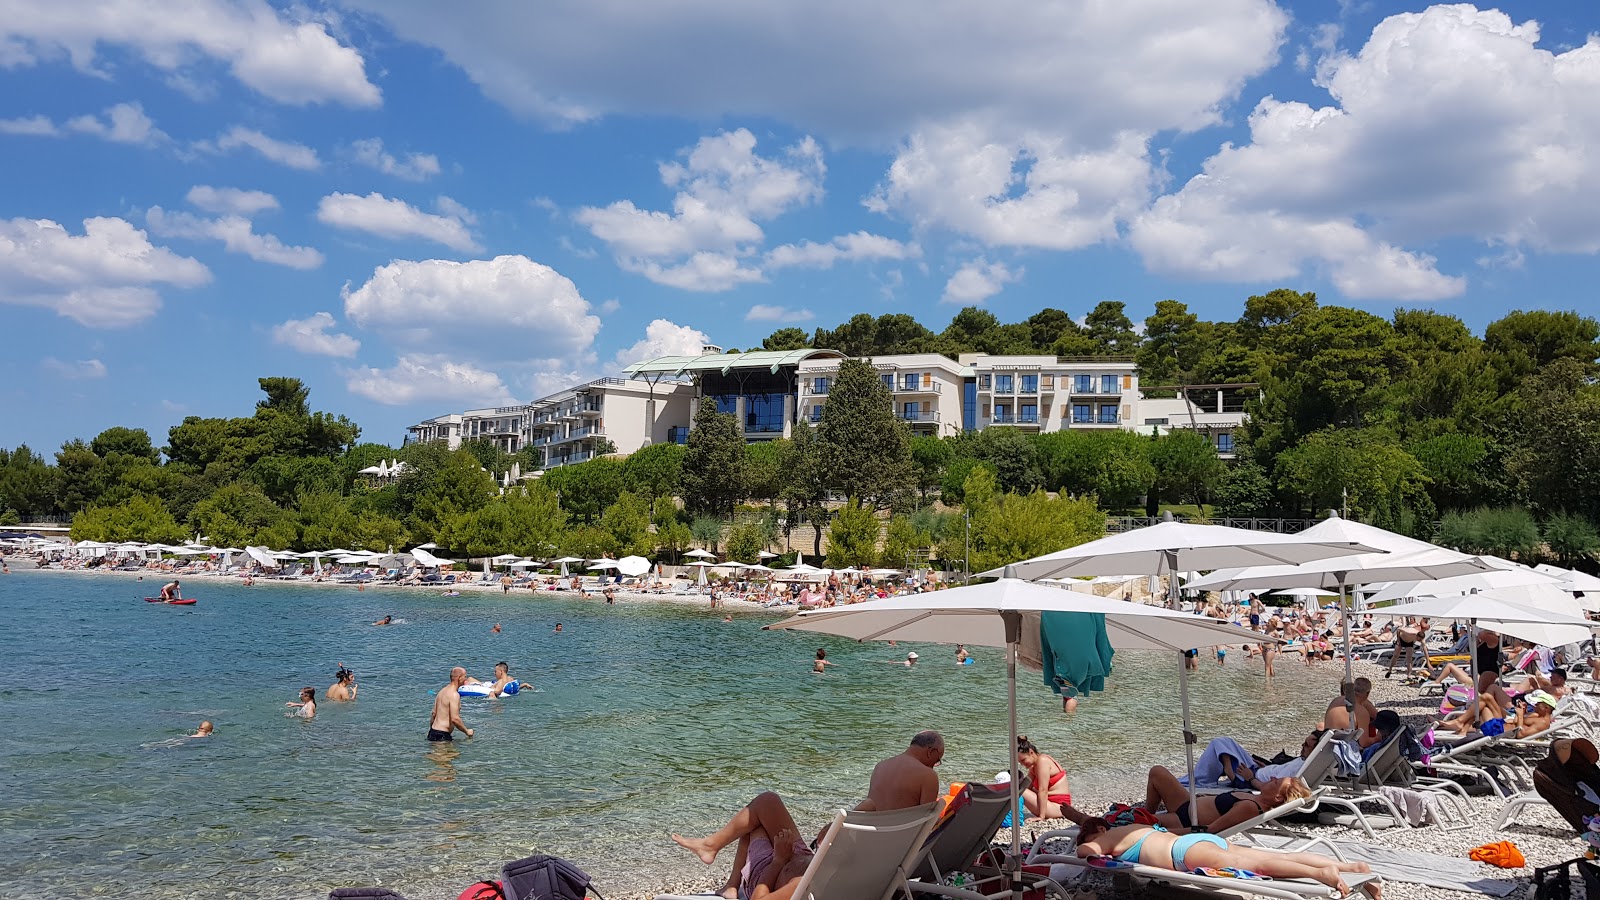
909,435,953,502
680,401,747,515
724,521,768,563
600,491,654,556
690,515,724,552
780,422,830,557
964,427,1043,494
744,440,787,509
1275,429,1434,529
961,467,1106,572
826,498,880,568
1148,430,1224,507
1544,513,1600,566
621,442,685,512
188,483,294,547
90,426,159,462
1408,433,1490,511
653,514,694,562
297,491,360,551
1033,430,1155,509
817,358,914,507
879,514,921,568
540,456,625,523
762,327,811,351
0,445,57,518
1484,309,1600,390
1083,300,1139,355
1248,305,1398,462
1503,359,1600,519
70,493,185,543
1137,300,1202,388
409,449,497,538
1213,459,1276,518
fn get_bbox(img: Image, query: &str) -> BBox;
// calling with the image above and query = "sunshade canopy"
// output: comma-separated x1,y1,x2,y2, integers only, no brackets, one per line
1187,546,1491,592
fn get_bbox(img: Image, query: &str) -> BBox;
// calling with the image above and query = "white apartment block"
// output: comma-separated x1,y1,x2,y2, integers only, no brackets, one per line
524,377,694,468
796,352,966,436
966,355,1136,432
405,413,464,449
1132,385,1259,458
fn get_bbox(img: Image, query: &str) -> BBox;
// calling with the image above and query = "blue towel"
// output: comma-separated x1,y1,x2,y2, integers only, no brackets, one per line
1039,612,1114,700
1181,737,1257,787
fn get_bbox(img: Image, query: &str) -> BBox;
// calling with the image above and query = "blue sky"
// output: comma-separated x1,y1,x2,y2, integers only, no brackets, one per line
3,0,1597,453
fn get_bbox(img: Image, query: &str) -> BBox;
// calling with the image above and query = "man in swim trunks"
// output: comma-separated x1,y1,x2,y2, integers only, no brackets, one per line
159,580,182,601
427,667,473,742
1075,819,1379,897
1385,617,1428,679
372,615,392,626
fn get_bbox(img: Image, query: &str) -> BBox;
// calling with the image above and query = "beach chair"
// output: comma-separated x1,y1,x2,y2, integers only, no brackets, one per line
1292,731,1406,837
1027,838,1381,900
656,802,942,900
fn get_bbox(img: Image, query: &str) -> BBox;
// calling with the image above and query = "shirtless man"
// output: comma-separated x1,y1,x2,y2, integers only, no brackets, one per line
372,615,392,626
485,661,518,696
1321,680,1374,738
672,731,945,899
1516,667,1570,699
159,580,182,601
427,667,473,742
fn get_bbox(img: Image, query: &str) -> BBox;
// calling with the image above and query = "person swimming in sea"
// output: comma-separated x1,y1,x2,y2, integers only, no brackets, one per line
554,623,563,633
286,687,316,719
327,666,357,701
372,615,392,626
190,720,213,738
813,648,837,674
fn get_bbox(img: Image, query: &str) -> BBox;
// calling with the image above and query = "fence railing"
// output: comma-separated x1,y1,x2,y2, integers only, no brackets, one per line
1107,516,1319,533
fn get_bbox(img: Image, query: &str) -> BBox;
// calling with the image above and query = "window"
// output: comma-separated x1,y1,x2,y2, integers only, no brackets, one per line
1020,403,1038,423
1097,405,1118,424
1074,375,1093,393
882,374,895,390
745,392,785,433
994,404,1012,423
902,374,919,391
811,376,830,395
1072,404,1092,423
903,402,919,420
1143,417,1170,426
1217,433,1235,453
1020,374,1038,393
809,405,824,422
1101,374,1119,395
712,394,738,415
995,374,1014,393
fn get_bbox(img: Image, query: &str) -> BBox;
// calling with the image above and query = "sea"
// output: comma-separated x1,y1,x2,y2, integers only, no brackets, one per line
0,571,1338,898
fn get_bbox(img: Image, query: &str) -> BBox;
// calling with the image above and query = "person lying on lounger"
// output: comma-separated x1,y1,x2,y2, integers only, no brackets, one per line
1142,764,1312,833
1074,819,1380,898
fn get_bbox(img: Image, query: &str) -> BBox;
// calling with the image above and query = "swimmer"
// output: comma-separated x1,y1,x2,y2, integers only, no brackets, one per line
491,623,502,633
888,651,917,667
723,615,733,623
286,687,316,719
554,623,563,633
190,720,213,738
488,661,518,696
427,667,473,742
813,648,837,674
159,579,182,601
327,666,357,701
372,615,392,626
955,645,970,665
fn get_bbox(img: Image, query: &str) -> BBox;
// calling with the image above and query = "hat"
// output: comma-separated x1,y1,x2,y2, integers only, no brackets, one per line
1528,690,1559,710
907,651,919,659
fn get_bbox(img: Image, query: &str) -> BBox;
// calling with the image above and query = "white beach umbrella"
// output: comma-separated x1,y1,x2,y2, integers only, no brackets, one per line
757,550,779,559
686,559,716,585
1364,565,1562,605
588,559,620,570
411,547,454,568
766,569,1272,877
735,562,773,572
551,555,584,576
1536,564,1600,594
617,555,652,577
684,548,717,559
417,542,438,549
869,568,903,577
491,553,521,563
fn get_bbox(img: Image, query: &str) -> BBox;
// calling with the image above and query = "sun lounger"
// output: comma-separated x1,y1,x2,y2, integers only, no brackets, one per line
1029,839,1381,900
657,802,942,900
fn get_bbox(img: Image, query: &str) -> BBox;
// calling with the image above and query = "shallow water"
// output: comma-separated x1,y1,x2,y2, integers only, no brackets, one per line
0,572,1339,898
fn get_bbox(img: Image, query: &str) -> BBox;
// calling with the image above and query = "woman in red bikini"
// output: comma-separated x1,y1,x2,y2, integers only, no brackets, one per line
1017,735,1075,819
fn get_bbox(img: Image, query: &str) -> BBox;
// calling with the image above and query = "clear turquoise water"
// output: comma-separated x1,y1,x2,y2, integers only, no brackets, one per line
0,571,1336,898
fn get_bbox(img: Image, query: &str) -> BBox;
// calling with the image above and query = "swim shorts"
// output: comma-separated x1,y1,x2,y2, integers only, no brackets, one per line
427,728,453,742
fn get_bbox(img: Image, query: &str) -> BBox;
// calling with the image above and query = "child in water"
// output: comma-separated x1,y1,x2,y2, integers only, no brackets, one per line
190,721,213,738
813,648,837,674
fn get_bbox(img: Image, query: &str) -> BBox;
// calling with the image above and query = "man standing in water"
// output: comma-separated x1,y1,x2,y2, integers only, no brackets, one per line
428,667,473,742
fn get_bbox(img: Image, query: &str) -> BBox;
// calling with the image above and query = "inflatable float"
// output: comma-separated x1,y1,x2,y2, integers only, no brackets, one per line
144,597,197,605
458,680,519,698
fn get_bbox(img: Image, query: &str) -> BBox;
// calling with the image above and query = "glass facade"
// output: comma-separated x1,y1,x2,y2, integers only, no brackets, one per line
711,394,739,415
963,381,978,431
1074,375,1093,393
1072,404,1092,423
744,393,785,433
1020,403,1038,423
1102,374,1119,395
1097,404,1119,424
1217,433,1235,453
995,374,1014,393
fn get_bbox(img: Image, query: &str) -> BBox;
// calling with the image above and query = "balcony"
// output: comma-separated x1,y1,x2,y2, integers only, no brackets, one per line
899,410,940,424
575,402,603,416
892,381,942,395
803,382,830,396
990,412,1041,426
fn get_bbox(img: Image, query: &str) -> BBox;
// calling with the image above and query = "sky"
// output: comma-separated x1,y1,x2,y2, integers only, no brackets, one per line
2,0,1597,453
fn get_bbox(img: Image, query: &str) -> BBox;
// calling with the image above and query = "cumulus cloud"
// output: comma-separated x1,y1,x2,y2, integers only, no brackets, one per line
1131,5,1600,301
272,311,360,357
187,185,278,216
343,255,600,367
42,357,107,379
351,137,441,181
745,304,813,322
609,318,711,370
1,102,165,144
576,128,822,290
199,126,321,170
147,206,323,269
765,231,919,270
340,0,1284,140
317,192,480,252
0,0,380,107
0,216,210,327
344,353,515,406
941,259,1022,304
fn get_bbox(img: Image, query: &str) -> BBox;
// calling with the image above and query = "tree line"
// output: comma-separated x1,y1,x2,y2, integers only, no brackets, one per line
2,290,1598,569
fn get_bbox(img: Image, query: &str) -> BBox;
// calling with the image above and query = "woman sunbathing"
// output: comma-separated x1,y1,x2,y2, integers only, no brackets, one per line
1074,819,1380,898
1143,764,1311,833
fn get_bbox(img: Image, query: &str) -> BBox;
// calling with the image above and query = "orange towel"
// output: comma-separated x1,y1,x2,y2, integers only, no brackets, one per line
1469,841,1526,868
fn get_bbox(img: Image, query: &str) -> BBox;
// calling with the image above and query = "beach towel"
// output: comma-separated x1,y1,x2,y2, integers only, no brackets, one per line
1181,737,1257,788
1036,612,1113,700
1469,841,1526,869
1376,786,1443,827
1332,737,1364,776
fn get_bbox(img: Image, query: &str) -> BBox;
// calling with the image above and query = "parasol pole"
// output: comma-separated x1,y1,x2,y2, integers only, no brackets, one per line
1168,548,1200,818
1002,609,1023,897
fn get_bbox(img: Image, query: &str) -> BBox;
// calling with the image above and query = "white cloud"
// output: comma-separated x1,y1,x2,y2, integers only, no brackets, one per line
610,319,711,371
0,114,57,135
343,255,600,366
344,353,514,406
765,231,919,270
941,259,1022,304
202,126,321,170
745,304,813,323
317,192,480,252
147,206,323,269
65,102,165,144
340,0,1284,141
598,298,621,314
1132,5,1600,301
41,357,107,379
351,137,441,181
0,216,210,327
272,311,360,357
576,128,822,290
187,185,278,217
0,0,380,107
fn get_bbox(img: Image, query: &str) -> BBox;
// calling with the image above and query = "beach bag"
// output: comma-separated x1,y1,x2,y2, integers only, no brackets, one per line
501,854,602,900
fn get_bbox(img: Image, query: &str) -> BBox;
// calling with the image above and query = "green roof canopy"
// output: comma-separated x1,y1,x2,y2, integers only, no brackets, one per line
623,348,845,377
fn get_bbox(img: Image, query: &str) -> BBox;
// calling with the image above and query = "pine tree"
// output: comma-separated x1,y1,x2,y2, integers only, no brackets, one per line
680,401,747,514
817,359,914,508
